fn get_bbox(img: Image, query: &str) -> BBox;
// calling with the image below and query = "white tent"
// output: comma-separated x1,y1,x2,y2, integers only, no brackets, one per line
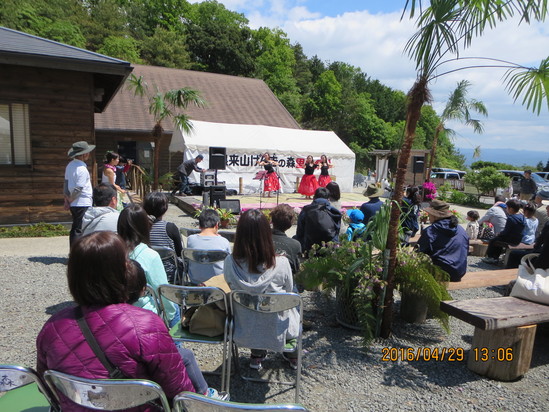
169,120,356,193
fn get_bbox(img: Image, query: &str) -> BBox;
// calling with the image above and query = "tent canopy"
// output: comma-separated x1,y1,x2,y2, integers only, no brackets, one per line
170,120,356,193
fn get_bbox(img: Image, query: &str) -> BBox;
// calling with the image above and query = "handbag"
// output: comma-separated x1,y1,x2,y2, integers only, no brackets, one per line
188,302,226,337
75,306,126,379
510,253,549,304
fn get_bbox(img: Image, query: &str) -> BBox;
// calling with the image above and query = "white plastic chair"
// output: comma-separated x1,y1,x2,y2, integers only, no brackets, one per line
173,391,309,412
44,370,171,411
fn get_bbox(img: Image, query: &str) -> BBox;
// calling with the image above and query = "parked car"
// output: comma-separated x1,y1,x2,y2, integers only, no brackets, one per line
498,170,549,198
534,171,549,181
430,171,462,180
431,168,466,179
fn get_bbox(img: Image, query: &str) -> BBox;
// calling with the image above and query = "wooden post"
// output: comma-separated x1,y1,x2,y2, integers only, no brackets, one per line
295,177,300,192
239,177,243,195
467,325,536,381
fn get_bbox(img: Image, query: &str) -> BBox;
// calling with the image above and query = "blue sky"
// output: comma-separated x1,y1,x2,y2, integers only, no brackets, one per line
191,1,549,160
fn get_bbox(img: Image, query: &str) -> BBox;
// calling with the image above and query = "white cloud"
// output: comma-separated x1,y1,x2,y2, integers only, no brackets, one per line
200,1,549,155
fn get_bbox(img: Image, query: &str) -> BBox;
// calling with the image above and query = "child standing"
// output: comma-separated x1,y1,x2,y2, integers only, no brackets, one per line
346,209,366,241
465,210,480,240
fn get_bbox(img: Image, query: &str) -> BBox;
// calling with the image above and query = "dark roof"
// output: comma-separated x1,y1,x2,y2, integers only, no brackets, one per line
95,64,301,133
0,26,132,112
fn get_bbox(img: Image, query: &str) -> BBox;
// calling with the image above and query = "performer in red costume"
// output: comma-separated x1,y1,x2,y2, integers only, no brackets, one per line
256,152,280,197
317,154,333,187
298,155,319,199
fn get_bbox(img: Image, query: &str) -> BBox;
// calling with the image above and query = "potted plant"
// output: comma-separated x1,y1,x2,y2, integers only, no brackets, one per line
395,246,451,331
215,207,236,228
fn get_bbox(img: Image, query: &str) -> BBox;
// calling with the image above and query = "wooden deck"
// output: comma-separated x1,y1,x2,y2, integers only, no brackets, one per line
448,268,517,290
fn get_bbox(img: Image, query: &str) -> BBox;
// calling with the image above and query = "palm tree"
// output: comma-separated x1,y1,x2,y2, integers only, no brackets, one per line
426,80,487,180
127,74,206,190
381,0,549,338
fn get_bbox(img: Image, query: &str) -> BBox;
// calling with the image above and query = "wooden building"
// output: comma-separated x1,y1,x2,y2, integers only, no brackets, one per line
0,27,132,224
95,64,301,177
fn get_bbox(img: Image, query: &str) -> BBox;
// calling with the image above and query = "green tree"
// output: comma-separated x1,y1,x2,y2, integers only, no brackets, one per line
303,70,342,130
465,167,508,198
127,74,206,189
98,36,141,62
536,161,544,171
426,80,487,180
382,0,549,338
140,27,191,68
470,160,516,170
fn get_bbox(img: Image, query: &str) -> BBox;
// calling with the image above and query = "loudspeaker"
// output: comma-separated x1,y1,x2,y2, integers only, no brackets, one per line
413,156,425,174
209,185,226,207
209,147,227,170
202,190,210,208
218,199,241,214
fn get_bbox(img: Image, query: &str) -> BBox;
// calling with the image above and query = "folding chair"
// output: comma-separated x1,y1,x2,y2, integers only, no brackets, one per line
44,370,171,411
182,248,229,285
152,245,182,285
0,364,59,412
145,283,164,320
173,391,309,412
158,285,230,392
226,292,303,403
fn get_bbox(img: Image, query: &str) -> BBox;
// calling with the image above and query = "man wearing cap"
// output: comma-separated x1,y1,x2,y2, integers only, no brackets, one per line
64,141,95,246
172,155,204,196
418,199,469,282
360,183,385,225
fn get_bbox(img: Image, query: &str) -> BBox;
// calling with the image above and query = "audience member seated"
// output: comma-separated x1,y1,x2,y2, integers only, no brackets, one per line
186,208,231,284
401,186,421,244
418,200,469,282
346,209,366,241
117,203,179,328
36,232,225,411
360,183,385,225
224,209,300,370
144,191,185,283
81,183,119,236
465,210,480,240
482,199,526,264
506,204,549,268
478,195,508,235
533,194,549,237
521,202,539,245
294,187,342,253
271,204,302,275
326,181,342,211
534,216,549,270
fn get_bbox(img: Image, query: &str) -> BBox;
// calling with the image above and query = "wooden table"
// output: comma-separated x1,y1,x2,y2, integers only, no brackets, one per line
441,296,549,381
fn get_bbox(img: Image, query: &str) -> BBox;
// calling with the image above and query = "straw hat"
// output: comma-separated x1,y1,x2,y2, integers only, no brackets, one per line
68,141,95,158
363,183,385,198
424,199,453,218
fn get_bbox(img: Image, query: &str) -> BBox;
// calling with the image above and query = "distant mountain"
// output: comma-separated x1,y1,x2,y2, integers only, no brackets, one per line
458,147,549,168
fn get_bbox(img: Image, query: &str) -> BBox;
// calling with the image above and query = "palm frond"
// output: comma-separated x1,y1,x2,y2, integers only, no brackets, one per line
504,57,549,115
174,114,194,134
164,88,206,110
473,145,482,158
149,93,171,122
126,73,148,97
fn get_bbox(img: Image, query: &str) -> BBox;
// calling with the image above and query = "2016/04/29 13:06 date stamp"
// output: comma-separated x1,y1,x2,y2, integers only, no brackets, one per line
381,347,514,362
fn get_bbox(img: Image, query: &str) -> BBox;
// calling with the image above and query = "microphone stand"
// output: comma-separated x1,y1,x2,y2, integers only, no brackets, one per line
275,164,281,206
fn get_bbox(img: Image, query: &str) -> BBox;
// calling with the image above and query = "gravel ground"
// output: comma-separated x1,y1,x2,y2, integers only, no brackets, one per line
2,202,549,411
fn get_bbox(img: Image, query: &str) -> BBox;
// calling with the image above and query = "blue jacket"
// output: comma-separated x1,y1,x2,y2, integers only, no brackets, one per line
360,198,383,224
418,217,469,282
499,213,526,245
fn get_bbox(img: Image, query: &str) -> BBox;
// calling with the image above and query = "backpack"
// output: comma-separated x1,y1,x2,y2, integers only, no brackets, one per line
478,222,495,240
304,203,341,249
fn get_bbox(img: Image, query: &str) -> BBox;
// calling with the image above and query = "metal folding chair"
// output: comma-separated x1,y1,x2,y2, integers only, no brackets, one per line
44,370,171,411
152,245,182,285
145,283,164,320
0,364,59,411
182,248,229,285
158,285,230,392
173,391,309,412
226,292,303,403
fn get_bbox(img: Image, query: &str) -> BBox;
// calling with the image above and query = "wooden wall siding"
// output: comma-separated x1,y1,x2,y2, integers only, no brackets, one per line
0,64,95,224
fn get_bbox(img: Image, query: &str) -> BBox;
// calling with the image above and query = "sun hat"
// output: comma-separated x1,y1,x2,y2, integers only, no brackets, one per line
348,209,364,224
363,183,385,198
424,199,453,218
68,141,95,158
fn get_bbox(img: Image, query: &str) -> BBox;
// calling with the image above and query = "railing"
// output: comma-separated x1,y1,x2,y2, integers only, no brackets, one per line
127,165,150,200
431,178,465,191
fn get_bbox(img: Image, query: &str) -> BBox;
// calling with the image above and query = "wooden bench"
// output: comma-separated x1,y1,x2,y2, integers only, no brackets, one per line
503,243,534,267
447,269,517,290
441,296,549,381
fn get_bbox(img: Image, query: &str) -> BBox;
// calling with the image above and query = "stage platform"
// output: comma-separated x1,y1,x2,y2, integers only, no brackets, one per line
171,191,367,215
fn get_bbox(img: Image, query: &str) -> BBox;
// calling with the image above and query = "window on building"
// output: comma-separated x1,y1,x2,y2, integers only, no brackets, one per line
0,103,31,165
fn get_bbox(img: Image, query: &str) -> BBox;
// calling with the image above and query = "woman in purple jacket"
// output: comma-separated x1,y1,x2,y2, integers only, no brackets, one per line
36,231,224,411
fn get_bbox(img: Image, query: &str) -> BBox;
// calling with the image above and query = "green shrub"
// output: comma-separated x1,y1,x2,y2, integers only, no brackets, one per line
0,223,69,238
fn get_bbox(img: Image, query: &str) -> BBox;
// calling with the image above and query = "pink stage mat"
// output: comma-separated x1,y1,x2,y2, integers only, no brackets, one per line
240,200,364,211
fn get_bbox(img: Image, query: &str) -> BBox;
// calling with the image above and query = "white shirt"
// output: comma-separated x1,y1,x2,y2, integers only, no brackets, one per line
65,159,92,207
